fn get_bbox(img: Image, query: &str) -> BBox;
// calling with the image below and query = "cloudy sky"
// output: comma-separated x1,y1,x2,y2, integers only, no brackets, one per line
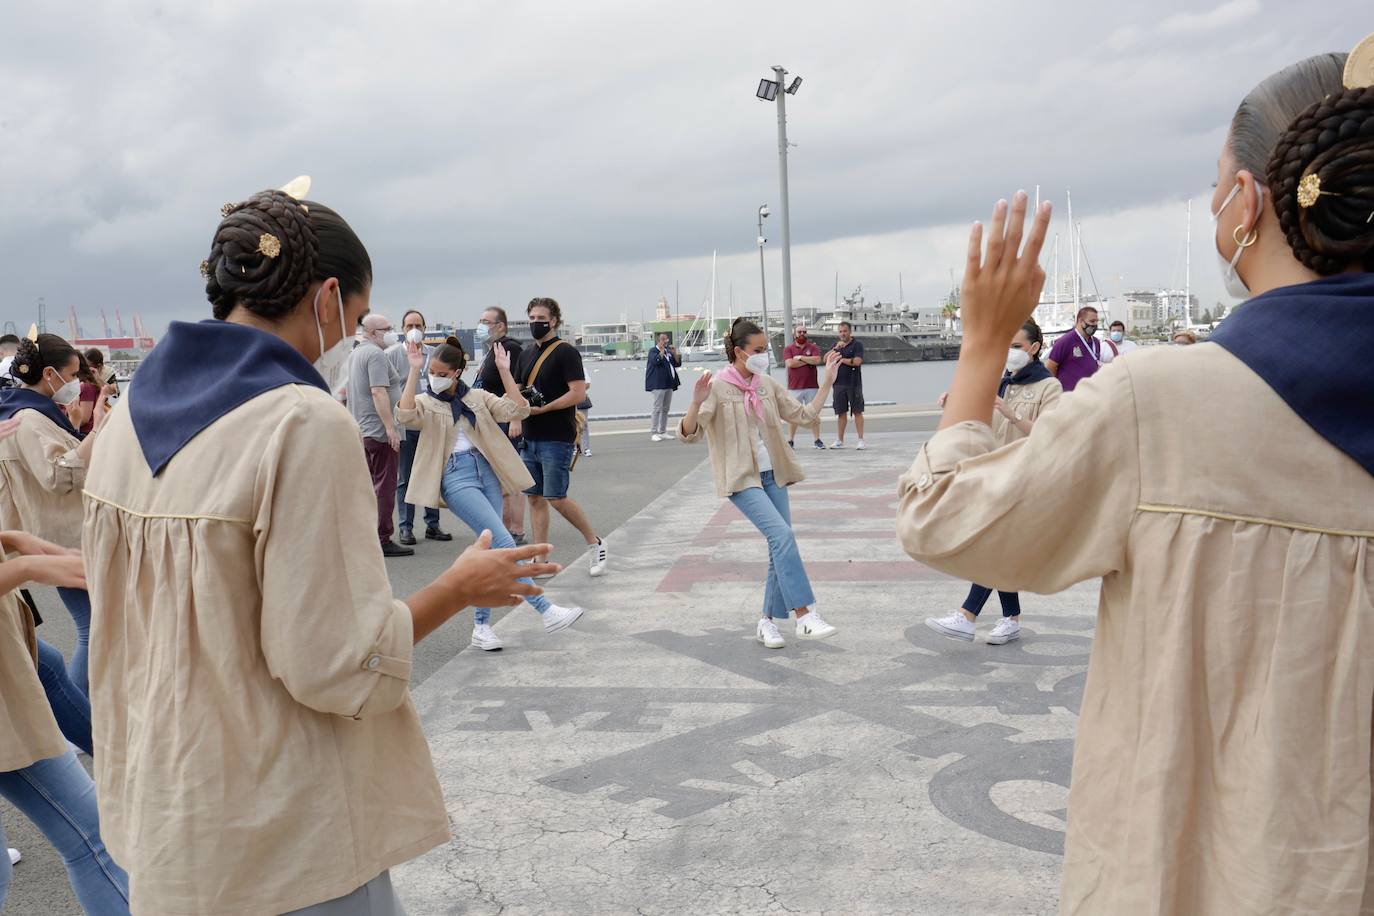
0,1,1363,337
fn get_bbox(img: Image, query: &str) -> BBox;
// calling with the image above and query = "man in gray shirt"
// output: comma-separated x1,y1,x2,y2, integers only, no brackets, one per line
349,313,413,557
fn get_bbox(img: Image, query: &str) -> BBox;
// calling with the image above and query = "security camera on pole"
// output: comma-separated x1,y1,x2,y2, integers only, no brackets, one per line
756,66,802,351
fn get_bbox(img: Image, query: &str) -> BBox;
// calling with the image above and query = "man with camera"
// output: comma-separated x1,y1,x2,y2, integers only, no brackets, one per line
515,297,608,577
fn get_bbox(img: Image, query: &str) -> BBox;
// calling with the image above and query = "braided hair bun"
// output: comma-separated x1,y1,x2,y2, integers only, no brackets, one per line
204,190,321,320
1267,84,1374,273
11,334,78,386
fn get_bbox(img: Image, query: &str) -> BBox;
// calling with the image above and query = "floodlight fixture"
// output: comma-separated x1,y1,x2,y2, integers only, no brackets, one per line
786,76,802,95
756,79,779,101
759,204,770,218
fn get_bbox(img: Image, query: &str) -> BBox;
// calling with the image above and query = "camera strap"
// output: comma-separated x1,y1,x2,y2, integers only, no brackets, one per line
525,339,565,388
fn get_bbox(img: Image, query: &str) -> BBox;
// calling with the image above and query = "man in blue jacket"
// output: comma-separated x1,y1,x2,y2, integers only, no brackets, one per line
645,332,682,442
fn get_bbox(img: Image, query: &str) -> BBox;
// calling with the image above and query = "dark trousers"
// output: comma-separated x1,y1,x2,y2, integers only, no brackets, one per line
963,583,1020,618
363,437,399,543
396,429,440,532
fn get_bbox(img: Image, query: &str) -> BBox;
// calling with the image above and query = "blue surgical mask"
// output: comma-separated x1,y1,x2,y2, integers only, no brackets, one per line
474,324,491,345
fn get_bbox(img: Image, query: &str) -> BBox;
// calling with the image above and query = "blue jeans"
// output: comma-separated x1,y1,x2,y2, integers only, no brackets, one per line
0,751,130,914
57,587,91,697
963,583,1020,618
396,429,441,533
441,451,549,625
728,471,816,620
521,439,576,500
36,637,93,756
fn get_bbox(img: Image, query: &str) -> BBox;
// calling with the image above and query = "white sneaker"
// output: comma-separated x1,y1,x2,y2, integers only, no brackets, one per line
588,538,609,577
856,439,866,451
795,610,837,639
830,440,845,449
661,431,676,440
756,618,785,649
926,611,975,641
582,447,593,457
986,617,1021,645
651,434,664,442
542,603,584,634
470,624,503,651
7,848,19,866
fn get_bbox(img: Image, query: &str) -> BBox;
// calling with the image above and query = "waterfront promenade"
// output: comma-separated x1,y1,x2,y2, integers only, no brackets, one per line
7,410,1093,914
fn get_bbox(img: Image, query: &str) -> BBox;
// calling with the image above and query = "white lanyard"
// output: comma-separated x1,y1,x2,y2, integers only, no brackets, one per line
1075,330,1101,365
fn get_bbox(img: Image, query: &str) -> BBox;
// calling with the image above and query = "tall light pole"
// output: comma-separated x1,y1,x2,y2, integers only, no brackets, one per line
757,204,771,365
756,67,801,347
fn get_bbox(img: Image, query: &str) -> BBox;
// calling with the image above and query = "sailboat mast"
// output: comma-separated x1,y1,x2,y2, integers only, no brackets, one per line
711,251,718,347
1066,190,1080,313
1053,233,1061,324
1184,199,1192,327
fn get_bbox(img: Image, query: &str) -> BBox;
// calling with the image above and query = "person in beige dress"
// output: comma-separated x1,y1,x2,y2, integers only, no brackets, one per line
396,336,584,653
82,186,559,916
897,41,1374,914
0,526,129,913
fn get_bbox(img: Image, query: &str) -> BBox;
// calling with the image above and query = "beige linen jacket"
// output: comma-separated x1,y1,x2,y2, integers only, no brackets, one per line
395,389,532,505
83,386,449,916
994,373,1061,445
0,589,68,772
897,345,1374,915
0,408,87,548
680,375,824,497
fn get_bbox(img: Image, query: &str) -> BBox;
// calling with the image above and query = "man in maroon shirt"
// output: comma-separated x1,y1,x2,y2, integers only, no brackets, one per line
783,324,825,449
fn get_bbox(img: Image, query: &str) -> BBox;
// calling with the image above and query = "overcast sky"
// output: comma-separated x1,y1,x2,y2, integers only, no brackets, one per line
0,1,1362,337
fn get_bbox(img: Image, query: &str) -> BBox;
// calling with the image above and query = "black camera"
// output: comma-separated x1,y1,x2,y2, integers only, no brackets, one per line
521,385,546,408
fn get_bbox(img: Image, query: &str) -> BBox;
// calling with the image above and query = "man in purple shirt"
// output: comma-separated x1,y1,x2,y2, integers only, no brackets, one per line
1045,306,1103,392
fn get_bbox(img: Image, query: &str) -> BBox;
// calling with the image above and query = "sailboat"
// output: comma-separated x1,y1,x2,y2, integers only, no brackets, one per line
683,251,725,362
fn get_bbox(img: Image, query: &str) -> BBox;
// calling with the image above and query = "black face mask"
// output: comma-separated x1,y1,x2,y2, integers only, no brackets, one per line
1082,323,1098,337
530,321,552,340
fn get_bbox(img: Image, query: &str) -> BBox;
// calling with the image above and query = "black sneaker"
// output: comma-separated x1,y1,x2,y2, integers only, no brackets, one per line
398,529,417,546
381,540,415,557
512,532,528,547
813,439,826,450
425,527,453,542
788,439,795,449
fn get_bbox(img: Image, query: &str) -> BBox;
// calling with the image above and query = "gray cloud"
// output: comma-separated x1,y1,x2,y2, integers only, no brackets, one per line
0,1,1364,335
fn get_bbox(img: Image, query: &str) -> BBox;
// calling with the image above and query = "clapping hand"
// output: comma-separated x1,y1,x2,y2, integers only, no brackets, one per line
692,370,713,405
405,340,424,369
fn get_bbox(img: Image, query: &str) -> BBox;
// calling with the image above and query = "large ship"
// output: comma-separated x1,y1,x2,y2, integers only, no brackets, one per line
771,286,960,364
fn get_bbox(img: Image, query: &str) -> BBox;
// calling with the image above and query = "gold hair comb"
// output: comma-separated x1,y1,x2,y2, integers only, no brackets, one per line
1346,32,1374,89
257,233,282,258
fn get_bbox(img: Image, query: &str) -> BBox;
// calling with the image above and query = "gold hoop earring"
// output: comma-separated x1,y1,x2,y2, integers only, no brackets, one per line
1233,225,1258,248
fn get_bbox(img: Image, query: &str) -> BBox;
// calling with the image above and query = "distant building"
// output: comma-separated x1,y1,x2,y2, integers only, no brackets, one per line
579,320,644,357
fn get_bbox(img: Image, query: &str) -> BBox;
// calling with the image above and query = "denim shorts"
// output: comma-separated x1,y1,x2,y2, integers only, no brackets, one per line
522,439,576,500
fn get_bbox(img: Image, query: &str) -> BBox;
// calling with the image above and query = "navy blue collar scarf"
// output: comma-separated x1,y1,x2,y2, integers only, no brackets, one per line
999,359,1051,397
129,320,328,476
1209,272,1374,478
0,386,79,438
436,381,477,427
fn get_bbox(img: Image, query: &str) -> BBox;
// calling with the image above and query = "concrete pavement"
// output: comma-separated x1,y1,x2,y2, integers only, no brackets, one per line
396,431,1096,915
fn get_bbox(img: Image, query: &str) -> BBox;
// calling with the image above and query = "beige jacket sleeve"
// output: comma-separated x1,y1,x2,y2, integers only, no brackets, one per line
770,378,822,426
395,402,423,430
476,389,531,423
253,398,414,719
679,385,717,443
897,363,1140,593
18,413,84,494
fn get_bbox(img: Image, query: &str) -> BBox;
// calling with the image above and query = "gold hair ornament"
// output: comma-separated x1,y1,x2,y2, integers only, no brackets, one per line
1296,173,1340,209
257,233,282,259
220,202,241,218
199,259,211,279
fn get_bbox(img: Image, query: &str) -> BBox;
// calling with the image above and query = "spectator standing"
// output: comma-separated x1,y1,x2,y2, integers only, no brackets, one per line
476,306,528,544
1044,306,1102,391
348,312,413,557
783,324,825,449
1106,320,1137,358
830,321,866,450
645,332,681,441
516,297,608,577
0,336,19,389
388,310,450,547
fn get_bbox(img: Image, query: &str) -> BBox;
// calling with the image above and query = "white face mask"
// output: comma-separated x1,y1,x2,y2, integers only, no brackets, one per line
47,372,80,406
744,352,770,375
380,330,400,348
1212,182,1263,300
428,374,454,394
405,328,425,346
1005,348,1032,374
313,285,352,394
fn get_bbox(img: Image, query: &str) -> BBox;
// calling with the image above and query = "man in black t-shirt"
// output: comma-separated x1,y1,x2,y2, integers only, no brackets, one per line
830,321,866,450
516,297,608,577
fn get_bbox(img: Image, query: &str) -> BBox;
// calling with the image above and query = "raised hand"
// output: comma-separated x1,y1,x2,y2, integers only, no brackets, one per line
823,350,842,383
405,339,424,369
961,192,1051,347
448,530,561,607
692,370,713,405
493,342,511,372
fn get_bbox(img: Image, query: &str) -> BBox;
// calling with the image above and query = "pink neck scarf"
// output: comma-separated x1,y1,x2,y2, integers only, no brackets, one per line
718,365,765,421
